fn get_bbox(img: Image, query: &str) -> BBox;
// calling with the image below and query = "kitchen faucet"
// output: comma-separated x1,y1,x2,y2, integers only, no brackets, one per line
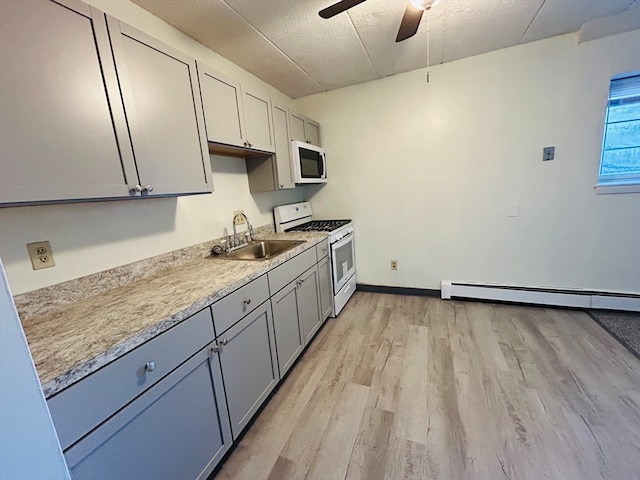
231,212,254,248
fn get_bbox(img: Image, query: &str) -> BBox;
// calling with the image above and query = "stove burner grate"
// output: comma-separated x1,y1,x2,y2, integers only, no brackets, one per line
285,219,351,233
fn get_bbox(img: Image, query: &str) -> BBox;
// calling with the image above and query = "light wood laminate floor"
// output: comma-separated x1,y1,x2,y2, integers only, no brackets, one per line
215,292,640,480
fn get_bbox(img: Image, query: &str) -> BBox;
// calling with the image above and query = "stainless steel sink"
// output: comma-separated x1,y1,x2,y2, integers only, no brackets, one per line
222,239,304,261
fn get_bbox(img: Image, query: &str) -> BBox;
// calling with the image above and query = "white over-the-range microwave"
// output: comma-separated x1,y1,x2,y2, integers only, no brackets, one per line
291,140,327,184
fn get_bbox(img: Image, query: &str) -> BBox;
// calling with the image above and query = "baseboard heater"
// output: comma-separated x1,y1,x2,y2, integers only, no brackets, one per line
440,281,640,312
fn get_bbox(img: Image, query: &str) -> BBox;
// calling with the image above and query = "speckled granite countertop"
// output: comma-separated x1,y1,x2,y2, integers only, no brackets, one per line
20,232,327,399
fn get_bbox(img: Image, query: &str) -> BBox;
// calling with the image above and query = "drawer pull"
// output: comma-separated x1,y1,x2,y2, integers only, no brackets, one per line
220,338,229,346
243,298,251,306
144,361,156,373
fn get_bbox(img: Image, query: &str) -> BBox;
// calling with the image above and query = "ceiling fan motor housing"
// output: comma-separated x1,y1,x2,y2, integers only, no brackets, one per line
409,0,442,10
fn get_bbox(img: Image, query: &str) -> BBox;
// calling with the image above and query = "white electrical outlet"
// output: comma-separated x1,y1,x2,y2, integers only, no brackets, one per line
27,241,55,270
233,210,245,225
391,260,398,270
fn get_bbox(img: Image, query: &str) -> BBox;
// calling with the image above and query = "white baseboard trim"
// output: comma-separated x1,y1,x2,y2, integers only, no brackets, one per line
440,281,640,312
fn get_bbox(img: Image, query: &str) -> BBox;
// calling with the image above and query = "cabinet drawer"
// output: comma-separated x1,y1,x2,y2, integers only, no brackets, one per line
268,247,317,295
212,274,269,335
316,239,329,261
48,307,215,450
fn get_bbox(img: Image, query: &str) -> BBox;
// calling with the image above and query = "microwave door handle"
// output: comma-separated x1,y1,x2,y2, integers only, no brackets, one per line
320,153,325,177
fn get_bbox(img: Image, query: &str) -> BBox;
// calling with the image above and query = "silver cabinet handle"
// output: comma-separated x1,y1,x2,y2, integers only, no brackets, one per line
142,184,153,193
129,184,143,195
211,342,220,353
220,338,229,346
144,361,156,372
243,298,251,306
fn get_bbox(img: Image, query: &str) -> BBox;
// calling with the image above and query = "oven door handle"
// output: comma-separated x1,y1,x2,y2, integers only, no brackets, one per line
331,231,353,250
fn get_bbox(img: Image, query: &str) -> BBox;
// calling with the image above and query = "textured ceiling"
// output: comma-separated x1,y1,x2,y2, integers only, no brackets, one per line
131,0,640,99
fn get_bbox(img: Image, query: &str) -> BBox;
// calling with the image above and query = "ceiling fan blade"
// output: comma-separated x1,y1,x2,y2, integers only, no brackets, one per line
319,0,368,19
396,3,424,42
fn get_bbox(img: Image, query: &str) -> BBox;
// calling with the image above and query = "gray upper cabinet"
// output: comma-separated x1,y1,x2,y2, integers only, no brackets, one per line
289,111,321,146
0,0,134,204
198,63,275,154
246,102,295,192
242,89,275,153
107,16,212,196
197,65,245,148
272,104,296,189
0,0,212,206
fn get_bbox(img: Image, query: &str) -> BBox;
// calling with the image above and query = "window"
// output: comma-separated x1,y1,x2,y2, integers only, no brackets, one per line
597,72,640,194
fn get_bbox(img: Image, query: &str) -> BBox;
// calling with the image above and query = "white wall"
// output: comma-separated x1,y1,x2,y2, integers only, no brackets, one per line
0,0,302,295
0,259,70,479
296,31,640,294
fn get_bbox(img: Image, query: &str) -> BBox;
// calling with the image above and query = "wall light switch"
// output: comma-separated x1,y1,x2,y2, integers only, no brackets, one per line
543,146,555,161
508,203,520,218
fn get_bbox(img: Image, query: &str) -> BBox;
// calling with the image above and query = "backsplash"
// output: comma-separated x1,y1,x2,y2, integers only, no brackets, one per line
14,224,274,321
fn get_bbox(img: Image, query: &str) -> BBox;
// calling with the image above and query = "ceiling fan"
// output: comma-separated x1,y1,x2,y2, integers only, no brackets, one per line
319,0,442,42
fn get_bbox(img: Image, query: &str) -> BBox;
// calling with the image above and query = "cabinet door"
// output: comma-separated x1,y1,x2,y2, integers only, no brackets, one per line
65,346,231,480
108,17,212,196
271,281,304,377
289,111,306,142
305,119,321,146
289,111,321,146
242,89,275,153
48,307,215,450
217,301,278,439
197,64,246,148
0,0,135,204
317,256,333,321
298,266,322,345
272,104,295,189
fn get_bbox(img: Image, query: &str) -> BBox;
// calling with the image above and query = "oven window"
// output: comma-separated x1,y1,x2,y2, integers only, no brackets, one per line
299,147,323,178
333,239,354,286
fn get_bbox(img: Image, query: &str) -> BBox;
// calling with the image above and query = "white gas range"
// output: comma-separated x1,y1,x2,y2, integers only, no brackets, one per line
274,202,356,317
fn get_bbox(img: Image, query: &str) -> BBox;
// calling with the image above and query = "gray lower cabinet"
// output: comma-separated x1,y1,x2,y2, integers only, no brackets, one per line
316,239,333,321
298,266,322,344
317,255,333,321
64,345,231,480
271,280,305,377
269,249,323,377
214,300,279,439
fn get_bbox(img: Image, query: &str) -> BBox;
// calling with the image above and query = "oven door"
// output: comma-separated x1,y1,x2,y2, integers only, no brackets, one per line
331,232,355,294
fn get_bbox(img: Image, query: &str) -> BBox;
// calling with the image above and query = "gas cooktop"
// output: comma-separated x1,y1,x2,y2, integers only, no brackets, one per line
285,219,351,233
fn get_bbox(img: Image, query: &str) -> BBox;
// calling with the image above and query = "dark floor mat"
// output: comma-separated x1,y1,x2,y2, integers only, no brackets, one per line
588,310,640,360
